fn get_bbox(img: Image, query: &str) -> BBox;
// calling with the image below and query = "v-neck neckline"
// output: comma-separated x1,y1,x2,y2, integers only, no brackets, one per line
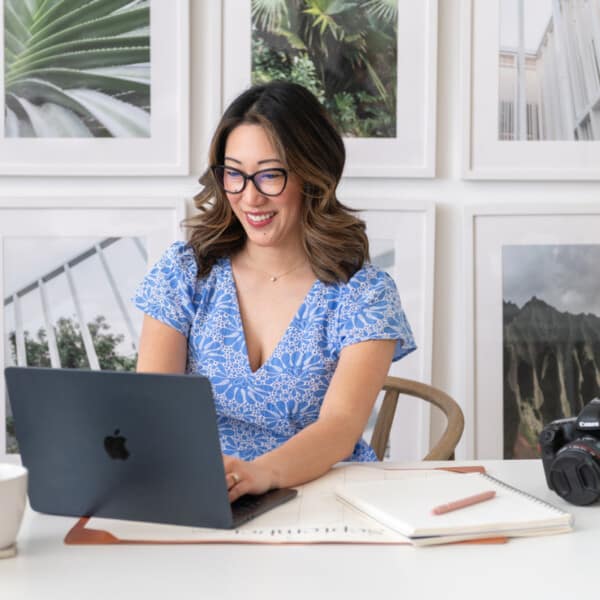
225,257,320,375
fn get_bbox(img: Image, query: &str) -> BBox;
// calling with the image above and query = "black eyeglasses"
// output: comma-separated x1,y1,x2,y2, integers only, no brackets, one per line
211,165,289,196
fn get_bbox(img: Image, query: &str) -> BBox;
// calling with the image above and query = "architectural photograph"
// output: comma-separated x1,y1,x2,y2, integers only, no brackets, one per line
499,0,600,140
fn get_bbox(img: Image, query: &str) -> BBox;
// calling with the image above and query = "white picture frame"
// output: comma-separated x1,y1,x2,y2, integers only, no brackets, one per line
343,195,435,460
0,197,186,458
0,1,189,175
462,0,600,180
222,0,438,178
464,203,600,460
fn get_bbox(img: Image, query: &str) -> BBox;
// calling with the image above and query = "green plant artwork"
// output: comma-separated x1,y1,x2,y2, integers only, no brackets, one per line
4,0,151,138
251,0,398,138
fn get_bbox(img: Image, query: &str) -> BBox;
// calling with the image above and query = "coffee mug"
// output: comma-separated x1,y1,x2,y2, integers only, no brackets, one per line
0,463,28,556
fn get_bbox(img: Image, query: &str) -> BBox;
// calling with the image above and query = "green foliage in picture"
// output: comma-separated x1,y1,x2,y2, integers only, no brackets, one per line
251,0,398,138
6,314,137,453
8,315,137,370
6,416,17,454
4,0,150,137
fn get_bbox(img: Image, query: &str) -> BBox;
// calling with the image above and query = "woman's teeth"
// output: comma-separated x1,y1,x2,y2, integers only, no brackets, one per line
247,212,275,223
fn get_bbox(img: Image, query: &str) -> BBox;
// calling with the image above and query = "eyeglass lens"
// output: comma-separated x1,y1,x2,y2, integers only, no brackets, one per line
215,167,287,196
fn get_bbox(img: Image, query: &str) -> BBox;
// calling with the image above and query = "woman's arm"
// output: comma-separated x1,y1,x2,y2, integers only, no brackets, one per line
224,338,396,501
136,315,187,374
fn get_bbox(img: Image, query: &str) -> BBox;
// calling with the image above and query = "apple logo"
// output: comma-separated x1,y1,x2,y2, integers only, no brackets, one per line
104,429,130,460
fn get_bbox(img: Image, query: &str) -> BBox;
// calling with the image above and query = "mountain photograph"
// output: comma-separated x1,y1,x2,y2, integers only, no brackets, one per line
503,245,600,459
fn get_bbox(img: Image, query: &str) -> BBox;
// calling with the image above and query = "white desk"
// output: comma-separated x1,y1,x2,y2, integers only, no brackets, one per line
2,460,598,600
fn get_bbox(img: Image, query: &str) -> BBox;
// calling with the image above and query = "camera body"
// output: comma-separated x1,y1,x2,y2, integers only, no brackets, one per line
540,398,600,505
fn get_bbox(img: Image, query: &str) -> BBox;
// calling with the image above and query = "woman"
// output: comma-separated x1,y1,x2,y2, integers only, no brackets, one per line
134,82,415,502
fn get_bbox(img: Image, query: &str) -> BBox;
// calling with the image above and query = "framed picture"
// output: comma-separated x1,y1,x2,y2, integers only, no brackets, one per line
464,204,600,460
343,195,435,460
0,0,189,175
462,0,600,179
222,0,438,178
0,197,185,457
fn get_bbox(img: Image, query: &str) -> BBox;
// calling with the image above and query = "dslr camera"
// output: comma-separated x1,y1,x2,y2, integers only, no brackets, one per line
540,398,600,505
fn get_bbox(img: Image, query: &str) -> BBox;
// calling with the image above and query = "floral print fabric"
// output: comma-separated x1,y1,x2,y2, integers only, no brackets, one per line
134,242,416,461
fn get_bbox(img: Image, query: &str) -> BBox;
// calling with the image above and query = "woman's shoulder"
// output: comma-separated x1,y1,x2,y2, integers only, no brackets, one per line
134,242,230,321
163,240,195,262
328,262,395,297
155,241,229,281
349,262,391,283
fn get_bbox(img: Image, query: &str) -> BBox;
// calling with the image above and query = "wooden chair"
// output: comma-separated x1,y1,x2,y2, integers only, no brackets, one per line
370,376,464,461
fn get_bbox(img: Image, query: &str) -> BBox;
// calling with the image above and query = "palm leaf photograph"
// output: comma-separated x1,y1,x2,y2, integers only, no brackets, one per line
4,0,150,138
251,0,398,138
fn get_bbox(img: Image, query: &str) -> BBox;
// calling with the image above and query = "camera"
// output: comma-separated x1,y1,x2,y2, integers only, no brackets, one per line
540,398,600,505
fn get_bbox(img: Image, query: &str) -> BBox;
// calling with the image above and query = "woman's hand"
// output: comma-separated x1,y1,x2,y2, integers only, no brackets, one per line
223,454,276,503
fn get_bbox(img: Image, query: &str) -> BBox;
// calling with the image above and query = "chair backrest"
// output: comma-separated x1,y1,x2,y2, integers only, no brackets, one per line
370,376,464,461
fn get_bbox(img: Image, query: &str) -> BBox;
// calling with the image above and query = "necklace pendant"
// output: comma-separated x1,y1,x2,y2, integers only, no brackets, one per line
270,276,277,282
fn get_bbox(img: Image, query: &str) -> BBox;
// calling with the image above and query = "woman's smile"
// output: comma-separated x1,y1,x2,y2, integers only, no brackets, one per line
245,211,276,227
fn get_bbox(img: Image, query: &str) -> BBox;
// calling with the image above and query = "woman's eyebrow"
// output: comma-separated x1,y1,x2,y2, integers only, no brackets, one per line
223,156,282,165
257,158,283,165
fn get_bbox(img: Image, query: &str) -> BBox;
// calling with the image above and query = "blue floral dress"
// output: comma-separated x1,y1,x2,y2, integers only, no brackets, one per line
133,242,416,462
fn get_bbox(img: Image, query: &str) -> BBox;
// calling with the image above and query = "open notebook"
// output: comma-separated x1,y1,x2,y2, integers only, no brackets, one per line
335,471,573,546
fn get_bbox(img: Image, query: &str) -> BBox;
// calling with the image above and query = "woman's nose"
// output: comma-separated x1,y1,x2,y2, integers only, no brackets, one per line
242,179,266,205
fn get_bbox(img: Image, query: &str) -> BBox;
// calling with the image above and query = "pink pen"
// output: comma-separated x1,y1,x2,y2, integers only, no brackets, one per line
431,490,496,515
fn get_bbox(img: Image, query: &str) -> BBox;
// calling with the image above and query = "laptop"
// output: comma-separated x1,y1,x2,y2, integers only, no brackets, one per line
4,367,297,529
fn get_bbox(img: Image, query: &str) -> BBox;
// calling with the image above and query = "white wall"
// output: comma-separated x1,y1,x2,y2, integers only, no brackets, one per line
4,1,600,457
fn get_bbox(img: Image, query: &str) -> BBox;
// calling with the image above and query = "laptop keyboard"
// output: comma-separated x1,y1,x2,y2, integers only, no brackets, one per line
231,488,298,528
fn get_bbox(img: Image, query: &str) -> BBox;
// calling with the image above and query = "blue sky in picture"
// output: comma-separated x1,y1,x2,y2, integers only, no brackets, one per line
503,244,600,317
500,0,552,52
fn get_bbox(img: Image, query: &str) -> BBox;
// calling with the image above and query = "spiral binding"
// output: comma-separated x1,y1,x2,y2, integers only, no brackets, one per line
480,472,569,516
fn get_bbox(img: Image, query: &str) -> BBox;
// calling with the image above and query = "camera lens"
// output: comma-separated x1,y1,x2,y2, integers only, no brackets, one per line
550,442,600,505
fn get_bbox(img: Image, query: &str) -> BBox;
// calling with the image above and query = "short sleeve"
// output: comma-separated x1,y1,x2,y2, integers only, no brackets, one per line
132,241,198,337
337,266,416,361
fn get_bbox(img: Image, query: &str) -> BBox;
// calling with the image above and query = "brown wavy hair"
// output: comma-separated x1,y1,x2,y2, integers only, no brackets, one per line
184,81,369,283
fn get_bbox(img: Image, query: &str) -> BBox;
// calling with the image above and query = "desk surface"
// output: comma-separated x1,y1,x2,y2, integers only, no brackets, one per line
2,459,598,600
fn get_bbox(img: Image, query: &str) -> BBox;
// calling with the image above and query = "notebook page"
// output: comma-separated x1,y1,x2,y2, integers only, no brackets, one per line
335,472,573,538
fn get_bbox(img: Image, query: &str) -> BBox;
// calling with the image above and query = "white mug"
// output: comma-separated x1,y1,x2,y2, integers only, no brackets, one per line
0,463,28,553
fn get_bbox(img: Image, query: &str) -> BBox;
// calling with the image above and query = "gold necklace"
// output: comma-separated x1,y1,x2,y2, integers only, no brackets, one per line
238,251,308,282
264,260,307,282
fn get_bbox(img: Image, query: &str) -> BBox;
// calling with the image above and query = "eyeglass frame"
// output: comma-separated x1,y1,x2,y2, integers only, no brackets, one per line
211,165,289,197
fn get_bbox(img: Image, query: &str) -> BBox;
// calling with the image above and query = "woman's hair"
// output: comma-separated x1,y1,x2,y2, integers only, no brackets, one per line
184,81,369,283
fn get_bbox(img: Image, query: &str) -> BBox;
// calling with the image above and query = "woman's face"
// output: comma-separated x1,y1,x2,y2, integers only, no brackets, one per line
223,123,304,251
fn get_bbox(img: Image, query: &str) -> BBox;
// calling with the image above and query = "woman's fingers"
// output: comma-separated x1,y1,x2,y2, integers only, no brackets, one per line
226,471,241,491
228,477,251,503
223,456,271,501
225,466,254,502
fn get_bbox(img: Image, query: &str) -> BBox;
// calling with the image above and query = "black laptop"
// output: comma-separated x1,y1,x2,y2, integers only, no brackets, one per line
4,367,297,529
